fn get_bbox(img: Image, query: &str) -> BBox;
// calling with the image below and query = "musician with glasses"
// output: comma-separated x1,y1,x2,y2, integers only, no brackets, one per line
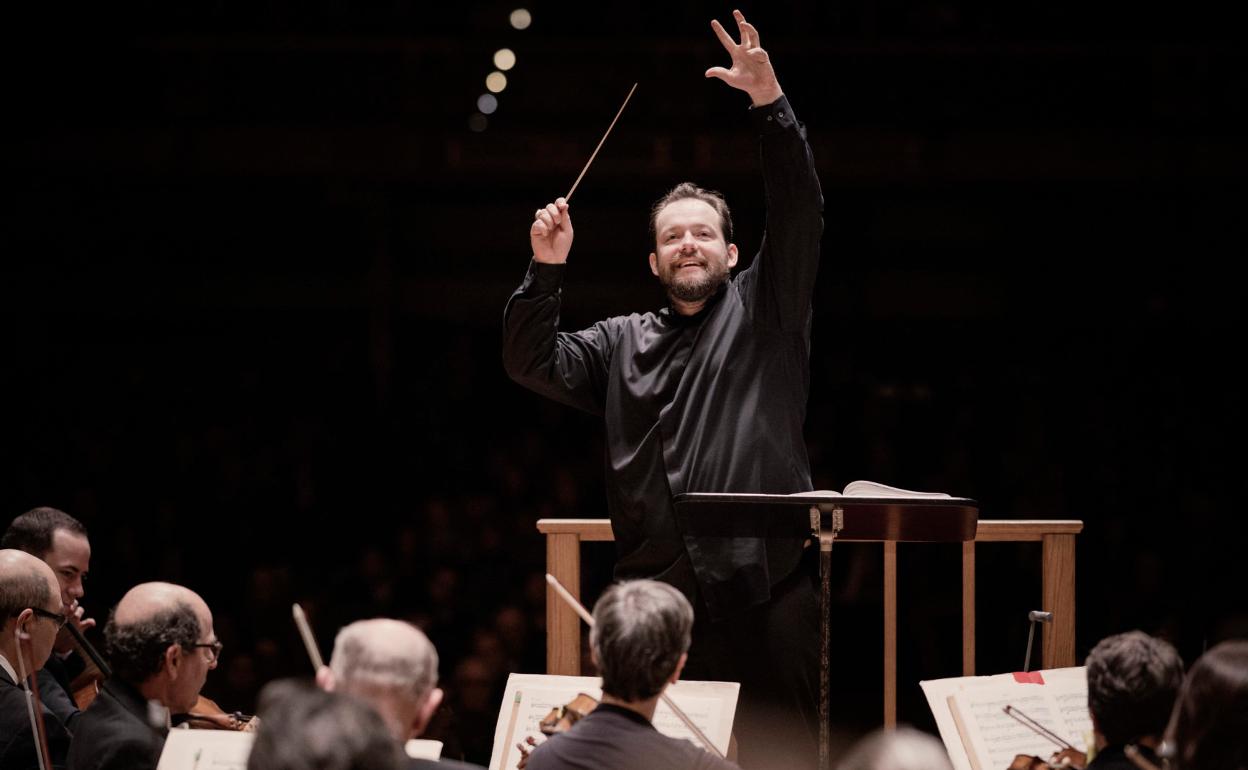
0,548,73,770
66,582,220,770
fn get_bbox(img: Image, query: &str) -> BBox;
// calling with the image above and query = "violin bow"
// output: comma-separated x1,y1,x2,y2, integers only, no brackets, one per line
544,573,725,759
1003,705,1076,751
14,627,54,770
291,603,325,671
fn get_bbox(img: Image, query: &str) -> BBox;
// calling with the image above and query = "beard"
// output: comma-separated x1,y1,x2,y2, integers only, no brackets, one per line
661,261,731,303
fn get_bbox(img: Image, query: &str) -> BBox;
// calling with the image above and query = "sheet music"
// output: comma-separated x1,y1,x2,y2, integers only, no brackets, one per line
488,674,739,770
156,729,254,770
953,692,1060,770
922,667,1089,770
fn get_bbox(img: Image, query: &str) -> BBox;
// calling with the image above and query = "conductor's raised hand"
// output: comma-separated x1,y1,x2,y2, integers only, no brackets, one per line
530,197,573,264
705,9,784,107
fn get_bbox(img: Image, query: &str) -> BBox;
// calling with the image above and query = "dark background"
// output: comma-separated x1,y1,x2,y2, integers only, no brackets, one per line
3,0,1245,762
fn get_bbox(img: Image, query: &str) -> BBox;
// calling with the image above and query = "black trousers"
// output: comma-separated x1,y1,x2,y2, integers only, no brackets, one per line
682,547,820,770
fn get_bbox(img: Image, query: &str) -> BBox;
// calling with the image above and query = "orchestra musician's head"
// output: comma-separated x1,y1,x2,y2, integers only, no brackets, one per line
248,679,401,770
317,618,443,744
1086,630,1184,751
648,183,739,312
104,582,219,713
835,725,953,770
1164,640,1248,770
590,579,693,715
0,549,66,674
2,507,91,621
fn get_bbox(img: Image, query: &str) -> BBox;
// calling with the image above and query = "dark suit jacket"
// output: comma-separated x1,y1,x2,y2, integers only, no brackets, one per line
66,680,167,770
0,666,73,770
39,655,83,732
1088,744,1161,770
526,703,739,770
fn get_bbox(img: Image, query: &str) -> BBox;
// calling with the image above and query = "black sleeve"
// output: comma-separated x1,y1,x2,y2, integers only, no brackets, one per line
502,260,616,416
737,94,825,333
37,668,80,732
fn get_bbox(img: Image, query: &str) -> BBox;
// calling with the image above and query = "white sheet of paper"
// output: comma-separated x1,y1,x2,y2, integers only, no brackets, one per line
156,729,254,770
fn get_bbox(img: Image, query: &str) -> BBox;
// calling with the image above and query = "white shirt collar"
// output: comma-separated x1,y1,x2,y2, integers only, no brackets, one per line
0,652,19,684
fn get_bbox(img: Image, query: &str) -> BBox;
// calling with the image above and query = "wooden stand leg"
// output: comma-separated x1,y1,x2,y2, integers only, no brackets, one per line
963,541,976,677
546,533,582,675
1041,534,1076,669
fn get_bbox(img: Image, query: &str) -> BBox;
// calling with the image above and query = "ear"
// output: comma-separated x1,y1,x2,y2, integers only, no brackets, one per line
413,687,444,737
669,652,688,685
13,609,35,641
163,644,183,679
726,243,739,269
315,665,335,692
649,251,659,277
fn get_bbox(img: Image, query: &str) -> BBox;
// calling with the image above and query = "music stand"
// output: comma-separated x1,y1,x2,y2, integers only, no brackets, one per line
674,492,978,770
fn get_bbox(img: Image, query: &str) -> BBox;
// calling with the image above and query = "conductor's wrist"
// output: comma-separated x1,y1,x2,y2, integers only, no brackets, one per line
749,85,784,109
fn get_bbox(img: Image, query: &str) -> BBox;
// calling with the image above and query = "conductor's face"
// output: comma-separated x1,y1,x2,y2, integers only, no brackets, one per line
649,198,738,305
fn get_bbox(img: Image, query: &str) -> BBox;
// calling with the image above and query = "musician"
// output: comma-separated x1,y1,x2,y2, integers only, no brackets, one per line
0,549,72,770
1084,631,1183,770
316,617,485,770
66,582,219,770
835,726,953,770
247,679,402,770
523,580,739,770
503,11,822,768
2,506,95,730
1163,639,1247,770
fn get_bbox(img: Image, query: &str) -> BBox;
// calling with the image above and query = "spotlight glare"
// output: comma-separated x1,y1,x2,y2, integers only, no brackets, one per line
493,48,517,71
485,71,508,93
509,8,532,30
468,113,488,132
477,94,499,114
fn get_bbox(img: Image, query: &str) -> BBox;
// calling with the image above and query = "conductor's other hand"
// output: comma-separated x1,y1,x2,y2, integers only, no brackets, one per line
531,197,573,264
705,9,784,107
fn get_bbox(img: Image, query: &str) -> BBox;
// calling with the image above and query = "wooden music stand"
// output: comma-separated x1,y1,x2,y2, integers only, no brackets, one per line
674,492,978,770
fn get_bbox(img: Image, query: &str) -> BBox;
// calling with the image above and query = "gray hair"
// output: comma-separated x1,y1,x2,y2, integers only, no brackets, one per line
329,619,438,704
590,580,693,702
104,602,202,685
836,726,953,770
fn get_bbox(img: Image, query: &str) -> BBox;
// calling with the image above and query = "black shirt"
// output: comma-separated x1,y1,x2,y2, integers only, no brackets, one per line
503,96,824,619
525,702,739,770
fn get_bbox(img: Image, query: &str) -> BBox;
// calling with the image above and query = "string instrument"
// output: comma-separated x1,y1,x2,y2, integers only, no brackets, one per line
15,626,55,770
538,692,599,735
65,618,110,710
177,694,258,732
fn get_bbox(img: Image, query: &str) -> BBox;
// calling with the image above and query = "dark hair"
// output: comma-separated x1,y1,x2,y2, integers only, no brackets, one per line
2,507,88,557
1166,640,1248,770
648,182,734,248
0,564,52,623
247,679,401,770
591,580,693,702
1085,630,1184,746
104,602,201,685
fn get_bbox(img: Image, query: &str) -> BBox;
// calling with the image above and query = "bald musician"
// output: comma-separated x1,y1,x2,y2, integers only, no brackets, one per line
317,618,485,770
0,549,72,770
67,582,220,770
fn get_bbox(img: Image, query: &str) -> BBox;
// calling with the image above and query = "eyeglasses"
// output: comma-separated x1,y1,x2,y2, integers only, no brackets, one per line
31,607,69,630
189,640,224,662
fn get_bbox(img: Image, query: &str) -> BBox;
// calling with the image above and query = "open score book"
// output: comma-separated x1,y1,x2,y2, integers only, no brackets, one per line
921,667,1093,770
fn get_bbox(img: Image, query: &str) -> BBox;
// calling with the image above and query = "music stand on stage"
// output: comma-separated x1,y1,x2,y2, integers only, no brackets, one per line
674,492,979,770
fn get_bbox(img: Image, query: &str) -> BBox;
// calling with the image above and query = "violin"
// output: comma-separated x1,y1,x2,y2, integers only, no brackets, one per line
177,694,258,732
538,692,599,735
1007,747,1087,770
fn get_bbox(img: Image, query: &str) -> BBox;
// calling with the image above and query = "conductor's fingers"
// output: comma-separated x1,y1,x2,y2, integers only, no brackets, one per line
536,209,555,230
545,202,562,226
